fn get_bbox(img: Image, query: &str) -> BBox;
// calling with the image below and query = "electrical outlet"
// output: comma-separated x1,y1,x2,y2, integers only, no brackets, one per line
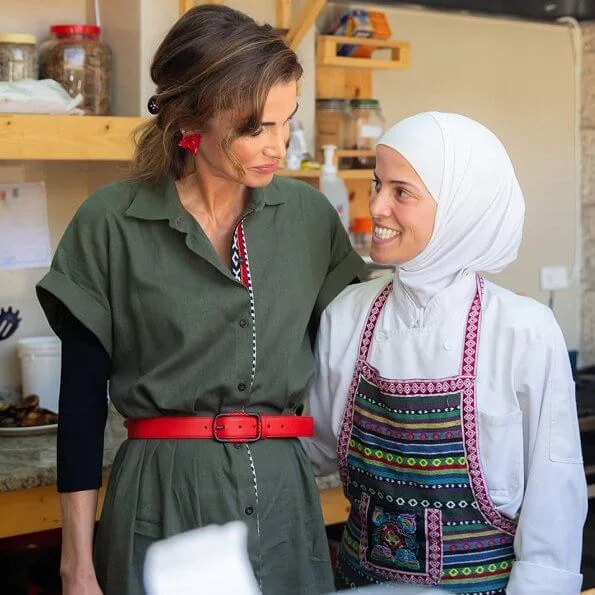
540,266,569,291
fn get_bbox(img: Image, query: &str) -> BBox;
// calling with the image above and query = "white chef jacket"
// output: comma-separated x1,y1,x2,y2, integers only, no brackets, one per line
305,274,587,595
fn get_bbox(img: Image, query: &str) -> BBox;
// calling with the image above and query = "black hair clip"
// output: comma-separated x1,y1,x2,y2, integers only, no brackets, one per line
147,95,160,115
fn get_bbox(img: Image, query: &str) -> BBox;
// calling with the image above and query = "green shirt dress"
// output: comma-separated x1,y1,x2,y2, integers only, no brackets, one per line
37,174,363,595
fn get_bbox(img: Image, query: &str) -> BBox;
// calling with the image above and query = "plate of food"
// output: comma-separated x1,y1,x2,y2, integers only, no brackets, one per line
0,395,58,436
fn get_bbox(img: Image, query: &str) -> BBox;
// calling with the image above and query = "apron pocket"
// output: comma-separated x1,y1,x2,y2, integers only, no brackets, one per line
358,492,442,585
478,410,523,506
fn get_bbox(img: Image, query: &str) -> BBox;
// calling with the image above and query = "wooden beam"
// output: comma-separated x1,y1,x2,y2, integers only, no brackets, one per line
276,0,293,29
179,0,194,15
180,0,225,16
316,66,372,99
286,0,326,51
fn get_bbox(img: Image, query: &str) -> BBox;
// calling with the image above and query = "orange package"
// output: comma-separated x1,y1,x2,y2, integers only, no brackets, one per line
351,12,391,59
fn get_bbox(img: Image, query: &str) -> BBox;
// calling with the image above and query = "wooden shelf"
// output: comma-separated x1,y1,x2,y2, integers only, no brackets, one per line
0,114,145,161
340,169,374,180
277,168,373,180
277,168,321,178
0,477,348,539
317,35,410,70
336,149,376,160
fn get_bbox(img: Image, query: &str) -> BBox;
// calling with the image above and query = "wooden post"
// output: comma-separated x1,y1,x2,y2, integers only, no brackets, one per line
276,0,293,29
286,0,326,50
180,0,225,17
179,0,193,15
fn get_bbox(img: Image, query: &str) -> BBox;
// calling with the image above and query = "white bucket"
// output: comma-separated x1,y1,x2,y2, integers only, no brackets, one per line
17,336,61,413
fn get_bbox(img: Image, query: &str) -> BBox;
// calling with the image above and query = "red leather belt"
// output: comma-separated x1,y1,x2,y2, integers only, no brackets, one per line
125,413,313,442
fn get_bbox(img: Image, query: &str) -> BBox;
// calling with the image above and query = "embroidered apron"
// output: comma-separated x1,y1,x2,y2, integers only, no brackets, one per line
335,277,517,594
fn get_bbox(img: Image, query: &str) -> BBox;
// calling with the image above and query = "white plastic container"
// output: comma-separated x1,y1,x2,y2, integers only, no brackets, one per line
17,336,61,413
320,144,350,232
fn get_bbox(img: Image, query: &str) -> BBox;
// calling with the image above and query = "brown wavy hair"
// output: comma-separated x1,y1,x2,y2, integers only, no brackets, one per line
131,5,303,182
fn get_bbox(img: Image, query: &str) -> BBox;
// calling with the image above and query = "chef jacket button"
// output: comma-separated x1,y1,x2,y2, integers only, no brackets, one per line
245,506,254,515
238,382,246,392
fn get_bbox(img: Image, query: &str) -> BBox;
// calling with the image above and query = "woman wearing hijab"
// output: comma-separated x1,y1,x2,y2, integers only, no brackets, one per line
306,112,587,594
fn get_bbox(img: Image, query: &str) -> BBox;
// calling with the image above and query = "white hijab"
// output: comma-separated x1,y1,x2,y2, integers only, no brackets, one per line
377,112,525,308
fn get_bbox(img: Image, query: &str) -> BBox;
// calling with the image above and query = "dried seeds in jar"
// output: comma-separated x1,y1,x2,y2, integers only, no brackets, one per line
0,34,37,82
39,25,111,115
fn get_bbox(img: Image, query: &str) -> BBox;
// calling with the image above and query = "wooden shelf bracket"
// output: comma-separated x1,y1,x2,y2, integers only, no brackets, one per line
286,0,327,51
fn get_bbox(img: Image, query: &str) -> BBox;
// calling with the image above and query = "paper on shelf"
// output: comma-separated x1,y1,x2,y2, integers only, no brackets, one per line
0,182,52,270
0,79,83,115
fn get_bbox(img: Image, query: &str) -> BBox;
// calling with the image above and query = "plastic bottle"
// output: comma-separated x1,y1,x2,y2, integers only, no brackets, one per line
285,118,308,170
320,144,350,232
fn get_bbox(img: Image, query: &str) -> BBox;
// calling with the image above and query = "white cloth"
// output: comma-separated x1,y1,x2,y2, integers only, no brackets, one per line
377,112,525,308
143,521,261,595
305,276,587,595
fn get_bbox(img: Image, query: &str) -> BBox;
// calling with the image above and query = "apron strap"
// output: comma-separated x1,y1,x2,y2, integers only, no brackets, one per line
460,275,484,378
357,281,393,364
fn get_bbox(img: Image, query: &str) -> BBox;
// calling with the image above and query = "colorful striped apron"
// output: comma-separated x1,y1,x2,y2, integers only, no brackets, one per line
335,276,517,594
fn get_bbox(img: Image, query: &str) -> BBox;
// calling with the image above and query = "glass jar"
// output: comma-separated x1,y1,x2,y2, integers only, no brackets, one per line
0,34,37,82
39,25,111,115
315,99,351,163
347,99,385,168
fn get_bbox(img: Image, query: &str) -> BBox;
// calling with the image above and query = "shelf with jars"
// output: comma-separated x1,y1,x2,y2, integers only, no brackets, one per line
0,114,144,160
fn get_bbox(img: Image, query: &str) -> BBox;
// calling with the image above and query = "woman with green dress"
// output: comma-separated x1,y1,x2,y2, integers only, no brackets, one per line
37,6,363,595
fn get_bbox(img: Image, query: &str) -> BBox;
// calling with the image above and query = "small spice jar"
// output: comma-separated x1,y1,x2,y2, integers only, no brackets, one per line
39,25,111,115
347,99,385,168
0,34,37,82
315,99,351,162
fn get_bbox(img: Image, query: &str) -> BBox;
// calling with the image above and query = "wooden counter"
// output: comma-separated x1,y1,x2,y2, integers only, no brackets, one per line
0,406,349,539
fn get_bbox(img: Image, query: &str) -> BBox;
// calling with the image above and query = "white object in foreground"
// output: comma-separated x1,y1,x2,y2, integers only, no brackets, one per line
144,521,261,595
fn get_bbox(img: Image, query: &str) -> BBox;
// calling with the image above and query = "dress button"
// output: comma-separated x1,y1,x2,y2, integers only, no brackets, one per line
443,341,453,351
233,443,243,450
245,506,254,515
173,217,183,227
239,319,248,328
238,383,246,392
376,330,388,342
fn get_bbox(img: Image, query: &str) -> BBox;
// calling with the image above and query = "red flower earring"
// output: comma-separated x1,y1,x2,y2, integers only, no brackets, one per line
178,133,202,155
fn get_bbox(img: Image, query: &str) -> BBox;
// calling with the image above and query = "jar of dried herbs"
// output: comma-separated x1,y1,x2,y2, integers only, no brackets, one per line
39,25,111,115
0,34,37,82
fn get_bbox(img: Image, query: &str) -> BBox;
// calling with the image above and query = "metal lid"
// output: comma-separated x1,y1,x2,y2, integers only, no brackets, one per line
316,98,349,110
0,34,37,45
350,99,380,109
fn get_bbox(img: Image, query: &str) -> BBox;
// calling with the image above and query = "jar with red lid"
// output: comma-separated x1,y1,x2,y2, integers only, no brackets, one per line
39,25,111,115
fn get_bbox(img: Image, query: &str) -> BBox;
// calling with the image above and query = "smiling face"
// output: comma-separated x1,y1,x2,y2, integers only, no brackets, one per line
369,145,438,265
197,80,298,187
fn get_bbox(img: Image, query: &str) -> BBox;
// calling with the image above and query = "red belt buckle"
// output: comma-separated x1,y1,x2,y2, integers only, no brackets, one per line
213,412,261,442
